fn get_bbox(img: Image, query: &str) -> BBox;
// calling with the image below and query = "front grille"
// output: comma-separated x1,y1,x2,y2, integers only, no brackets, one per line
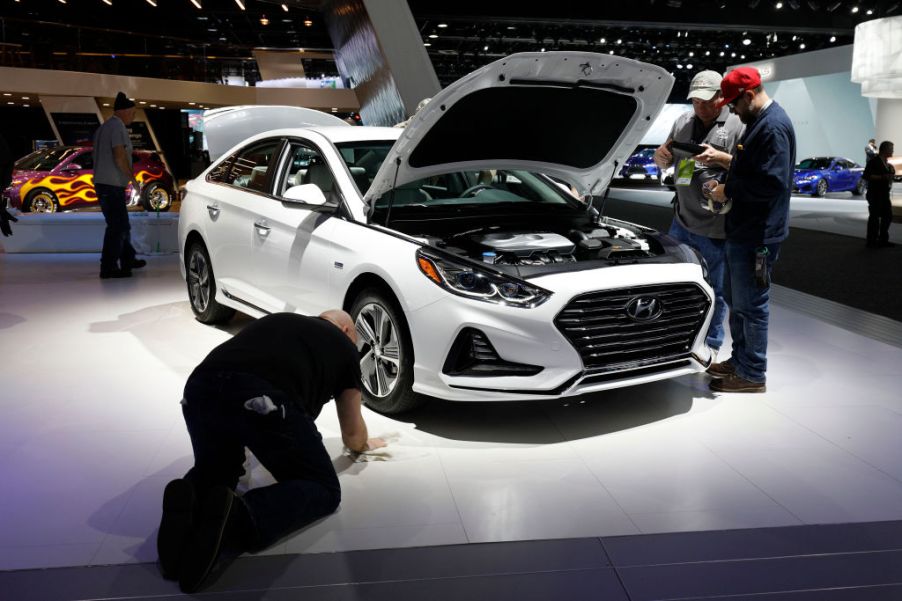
554,283,710,370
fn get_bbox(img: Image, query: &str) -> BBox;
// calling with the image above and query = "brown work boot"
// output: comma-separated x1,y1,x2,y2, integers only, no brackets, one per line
706,361,736,378
709,373,766,393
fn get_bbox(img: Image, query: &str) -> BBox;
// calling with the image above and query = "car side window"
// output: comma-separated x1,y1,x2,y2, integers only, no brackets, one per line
77,151,94,170
228,140,283,193
279,142,340,204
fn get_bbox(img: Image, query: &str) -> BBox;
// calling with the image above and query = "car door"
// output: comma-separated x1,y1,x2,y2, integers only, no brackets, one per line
199,137,286,309
248,138,340,315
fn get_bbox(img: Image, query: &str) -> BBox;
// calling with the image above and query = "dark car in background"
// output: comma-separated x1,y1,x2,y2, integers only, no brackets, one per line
792,156,866,197
4,146,177,212
618,147,660,181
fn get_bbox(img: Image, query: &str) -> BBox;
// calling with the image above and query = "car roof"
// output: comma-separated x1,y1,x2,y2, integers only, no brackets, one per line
237,126,402,145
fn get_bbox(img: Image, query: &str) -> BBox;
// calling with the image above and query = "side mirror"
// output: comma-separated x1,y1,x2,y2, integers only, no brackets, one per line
62,163,83,172
283,183,332,207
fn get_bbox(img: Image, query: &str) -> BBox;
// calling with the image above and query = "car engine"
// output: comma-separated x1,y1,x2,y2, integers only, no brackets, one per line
420,221,655,267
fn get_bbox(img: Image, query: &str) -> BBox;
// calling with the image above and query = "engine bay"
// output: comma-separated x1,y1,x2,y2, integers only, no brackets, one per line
418,219,659,267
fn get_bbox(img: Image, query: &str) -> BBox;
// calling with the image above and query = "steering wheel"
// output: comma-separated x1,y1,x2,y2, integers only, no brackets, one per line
460,184,493,198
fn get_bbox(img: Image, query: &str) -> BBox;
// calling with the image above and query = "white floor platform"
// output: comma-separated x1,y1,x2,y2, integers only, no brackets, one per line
1,253,902,572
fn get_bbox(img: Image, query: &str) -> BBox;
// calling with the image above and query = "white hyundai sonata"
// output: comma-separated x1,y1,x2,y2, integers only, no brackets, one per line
178,51,715,413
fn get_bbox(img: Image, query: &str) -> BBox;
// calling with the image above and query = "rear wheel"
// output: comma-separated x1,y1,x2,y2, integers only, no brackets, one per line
185,241,235,324
24,189,59,213
814,179,828,197
351,289,424,414
854,178,866,196
141,182,172,211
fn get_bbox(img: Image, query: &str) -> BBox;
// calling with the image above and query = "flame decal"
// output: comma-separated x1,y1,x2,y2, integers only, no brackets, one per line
135,168,164,184
19,174,97,207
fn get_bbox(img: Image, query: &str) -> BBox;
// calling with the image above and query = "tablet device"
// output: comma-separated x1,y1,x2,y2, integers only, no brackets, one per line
670,141,706,155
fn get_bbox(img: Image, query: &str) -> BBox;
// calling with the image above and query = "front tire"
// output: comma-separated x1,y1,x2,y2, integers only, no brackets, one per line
185,241,235,324
351,288,424,414
854,178,866,196
142,182,172,211
814,179,828,197
24,189,59,213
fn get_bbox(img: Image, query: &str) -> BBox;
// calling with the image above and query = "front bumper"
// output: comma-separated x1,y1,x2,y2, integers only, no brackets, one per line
407,263,715,401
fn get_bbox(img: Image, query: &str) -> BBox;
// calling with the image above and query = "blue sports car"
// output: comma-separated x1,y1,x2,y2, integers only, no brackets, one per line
793,157,866,197
619,147,660,180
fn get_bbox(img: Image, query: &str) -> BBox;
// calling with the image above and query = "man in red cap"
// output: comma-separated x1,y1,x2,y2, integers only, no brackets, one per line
706,67,796,393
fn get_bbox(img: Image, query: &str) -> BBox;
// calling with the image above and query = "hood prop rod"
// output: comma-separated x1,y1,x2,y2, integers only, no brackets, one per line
384,157,402,229
589,159,617,223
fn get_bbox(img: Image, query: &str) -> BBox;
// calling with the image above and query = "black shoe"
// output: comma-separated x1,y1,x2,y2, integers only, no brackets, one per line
178,486,250,594
99,268,132,279
129,259,148,269
157,479,196,580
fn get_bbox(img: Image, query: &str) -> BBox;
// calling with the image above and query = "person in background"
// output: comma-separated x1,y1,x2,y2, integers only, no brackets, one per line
157,310,386,593
866,138,879,164
92,92,146,278
0,132,17,237
653,70,744,360
707,67,796,394
863,140,896,249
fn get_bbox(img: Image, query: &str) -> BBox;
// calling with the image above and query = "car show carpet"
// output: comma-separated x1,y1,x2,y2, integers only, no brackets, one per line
1,247,901,599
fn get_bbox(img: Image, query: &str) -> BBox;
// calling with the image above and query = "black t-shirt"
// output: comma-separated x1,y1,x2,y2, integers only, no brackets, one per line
864,156,893,203
194,313,361,418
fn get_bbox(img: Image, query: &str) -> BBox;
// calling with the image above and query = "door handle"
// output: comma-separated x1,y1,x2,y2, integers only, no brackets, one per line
206,204,220,218
254,219,271,237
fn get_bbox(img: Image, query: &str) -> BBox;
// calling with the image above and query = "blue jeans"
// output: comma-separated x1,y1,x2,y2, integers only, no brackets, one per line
96,183,136,272
723,241,781,383
181,371,341,551
668,219,727,350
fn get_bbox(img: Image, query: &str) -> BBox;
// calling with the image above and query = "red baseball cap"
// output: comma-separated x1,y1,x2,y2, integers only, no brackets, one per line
718,67,762,108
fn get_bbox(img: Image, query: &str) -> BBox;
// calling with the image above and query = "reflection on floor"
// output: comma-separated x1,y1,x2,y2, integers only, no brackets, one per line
1,254,901,598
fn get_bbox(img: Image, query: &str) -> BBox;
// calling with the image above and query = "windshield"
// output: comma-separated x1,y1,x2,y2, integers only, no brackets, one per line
633,148,655,160
15,147,80,171
335,141,394,194
797,158,832,170
371,169,579,211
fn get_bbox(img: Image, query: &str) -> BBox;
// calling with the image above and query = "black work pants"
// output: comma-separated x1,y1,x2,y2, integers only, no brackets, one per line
866,197,892,245
96,183,136,272
181,371,341,551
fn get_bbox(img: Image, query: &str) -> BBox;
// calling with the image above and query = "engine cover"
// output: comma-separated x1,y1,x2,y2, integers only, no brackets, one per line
475,232,576,256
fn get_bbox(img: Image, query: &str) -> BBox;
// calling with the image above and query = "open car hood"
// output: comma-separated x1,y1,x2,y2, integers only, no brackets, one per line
203,105,348,162
364,51,673,204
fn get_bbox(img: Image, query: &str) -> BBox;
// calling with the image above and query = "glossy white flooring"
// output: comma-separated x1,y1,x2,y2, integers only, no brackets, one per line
1,253,902,573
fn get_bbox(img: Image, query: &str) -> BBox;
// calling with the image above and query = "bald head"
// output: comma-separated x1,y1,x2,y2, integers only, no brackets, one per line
320,309,357,344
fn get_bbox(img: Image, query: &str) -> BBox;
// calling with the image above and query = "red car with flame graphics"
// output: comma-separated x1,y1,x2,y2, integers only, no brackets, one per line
3,146,176,213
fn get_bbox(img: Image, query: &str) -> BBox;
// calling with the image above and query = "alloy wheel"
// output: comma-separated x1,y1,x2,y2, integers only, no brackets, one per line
30,192,57,213
187,249,211,314
355,303,401,398
147,186,171,210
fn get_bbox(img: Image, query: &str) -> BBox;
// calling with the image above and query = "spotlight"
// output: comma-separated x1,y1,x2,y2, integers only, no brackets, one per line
775,1,783,8
830,35,836,42
260,14,269,25
851,5,859,13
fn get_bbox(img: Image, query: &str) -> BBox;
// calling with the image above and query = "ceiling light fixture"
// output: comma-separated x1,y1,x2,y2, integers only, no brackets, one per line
851,5,859,12
260,15,270,25
190,0,201,8
303,16,313,26
743,38,752,45
281,3,288,11
775,1,783,7
830,35,837,42
800,43,806,48
438,23,448,28
145,0,156,5
686,63,693,69
234,0,244,9
866,9,873,14
102,0,112,5
825,1,842,10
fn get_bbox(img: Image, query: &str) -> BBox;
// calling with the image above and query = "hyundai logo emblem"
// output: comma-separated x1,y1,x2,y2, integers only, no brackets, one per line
625,296,663,321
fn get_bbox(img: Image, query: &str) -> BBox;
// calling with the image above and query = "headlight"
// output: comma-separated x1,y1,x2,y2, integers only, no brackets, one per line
415,248,551,308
